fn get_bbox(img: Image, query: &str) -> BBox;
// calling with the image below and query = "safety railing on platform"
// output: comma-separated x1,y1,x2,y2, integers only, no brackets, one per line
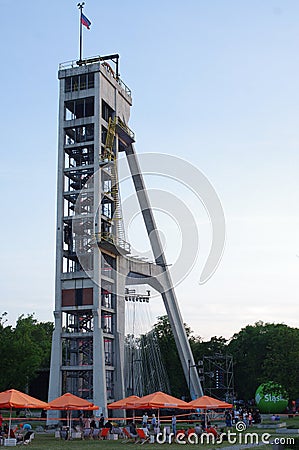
116,117,135,141
96,232,131,253
58,58,132,97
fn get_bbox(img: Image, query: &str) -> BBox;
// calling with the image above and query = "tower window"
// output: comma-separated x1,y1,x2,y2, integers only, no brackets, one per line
65,97,94,120
104,339,113,365
102,313,112,333
65,124,94,145
88,73,95,89
102,100,114,122
65,73,95,92
106,371,114,399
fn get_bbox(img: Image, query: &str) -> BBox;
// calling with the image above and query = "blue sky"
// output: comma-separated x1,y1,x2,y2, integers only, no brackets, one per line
1,0,299,339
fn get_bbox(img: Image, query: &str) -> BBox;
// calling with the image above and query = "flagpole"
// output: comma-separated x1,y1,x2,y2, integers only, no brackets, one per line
77,2,85,62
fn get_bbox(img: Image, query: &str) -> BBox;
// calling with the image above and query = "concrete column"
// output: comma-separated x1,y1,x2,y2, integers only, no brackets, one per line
125,145,203,399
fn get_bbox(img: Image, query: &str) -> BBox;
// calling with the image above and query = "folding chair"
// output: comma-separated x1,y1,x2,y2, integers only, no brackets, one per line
82,428,92,439
136,428,150,445
60,429,68,440
20,431,35,445
92,428,100,439
122,427,136,443
26,432,35,444
187,428,195,436
99,428,110,440
71,430,82,439
176,430,186,438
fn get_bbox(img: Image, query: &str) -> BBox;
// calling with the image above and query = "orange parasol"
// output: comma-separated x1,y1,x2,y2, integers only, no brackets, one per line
107,395,140,410
128,391,191,410
188,395,232,409
0,389,48,436
47,393,98,411
48,393,98,437
0,389,48,409
126,391,192,423
188,395,232,428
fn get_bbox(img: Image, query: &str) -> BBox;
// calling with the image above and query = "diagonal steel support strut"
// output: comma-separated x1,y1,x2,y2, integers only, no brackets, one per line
125,144,203,399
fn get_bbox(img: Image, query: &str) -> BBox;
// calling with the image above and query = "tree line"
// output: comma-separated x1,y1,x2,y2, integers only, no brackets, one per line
0,312,298,403
152,315,299,401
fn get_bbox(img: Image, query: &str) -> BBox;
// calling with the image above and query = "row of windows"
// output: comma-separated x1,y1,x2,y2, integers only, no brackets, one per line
64,98,115,124
62,370,114,400
65,125,94,145
65,97,94,120
65,73,95,92
65,145,94,168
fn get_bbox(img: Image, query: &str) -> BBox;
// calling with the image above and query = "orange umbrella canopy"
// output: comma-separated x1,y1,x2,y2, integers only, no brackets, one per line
127,391,191,410
107,395,140,410
188,395,232,409
48,393,98,411
0,389,48,409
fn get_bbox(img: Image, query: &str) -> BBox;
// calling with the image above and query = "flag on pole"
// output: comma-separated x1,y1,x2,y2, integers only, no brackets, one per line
81,13,91,29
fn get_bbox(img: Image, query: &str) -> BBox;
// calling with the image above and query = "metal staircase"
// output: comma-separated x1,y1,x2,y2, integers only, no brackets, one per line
101,117,126,246
103,117,116,161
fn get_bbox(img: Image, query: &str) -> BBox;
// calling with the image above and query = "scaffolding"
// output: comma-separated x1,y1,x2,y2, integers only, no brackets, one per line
203,354,234,402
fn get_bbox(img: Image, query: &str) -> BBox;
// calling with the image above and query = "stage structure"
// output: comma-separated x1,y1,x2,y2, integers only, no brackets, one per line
203,354,234,402
48,53,203,419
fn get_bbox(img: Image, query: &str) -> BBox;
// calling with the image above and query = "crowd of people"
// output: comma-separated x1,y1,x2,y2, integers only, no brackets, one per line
232,407,261,425
0,404,265,443
0,418,34,445
57,412,123,440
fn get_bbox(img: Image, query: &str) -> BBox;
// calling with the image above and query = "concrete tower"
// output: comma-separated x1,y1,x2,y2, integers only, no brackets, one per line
48,54,202,417
48,55,135,414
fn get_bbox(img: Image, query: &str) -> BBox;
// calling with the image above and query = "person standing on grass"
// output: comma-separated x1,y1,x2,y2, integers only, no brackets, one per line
171,415,177,435
142,412,148,428
98,413,105,429
151,414,157,429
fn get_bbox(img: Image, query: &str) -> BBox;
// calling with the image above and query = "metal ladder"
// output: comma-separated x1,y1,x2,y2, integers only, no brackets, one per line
103,117,126,244
103,117,116,161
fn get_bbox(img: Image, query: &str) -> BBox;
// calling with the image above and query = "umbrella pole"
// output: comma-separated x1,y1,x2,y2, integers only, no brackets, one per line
67,411,70,440
8,407,12,437
70,411,72,439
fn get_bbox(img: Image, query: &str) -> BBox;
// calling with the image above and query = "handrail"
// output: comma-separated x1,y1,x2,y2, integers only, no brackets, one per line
116,117,135,140
58,57,132,97
96,232,131,253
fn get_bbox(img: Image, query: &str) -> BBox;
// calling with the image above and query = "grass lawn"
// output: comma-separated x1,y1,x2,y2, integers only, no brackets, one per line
17,431,274,449
24,434,214,449
29,434,134,449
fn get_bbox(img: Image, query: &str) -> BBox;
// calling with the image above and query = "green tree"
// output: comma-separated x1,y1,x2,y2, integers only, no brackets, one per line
228,321,267,400
151,318,299,403
0,313,53,391
260,324,299,400
228,322,299,401
191,335,228,362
